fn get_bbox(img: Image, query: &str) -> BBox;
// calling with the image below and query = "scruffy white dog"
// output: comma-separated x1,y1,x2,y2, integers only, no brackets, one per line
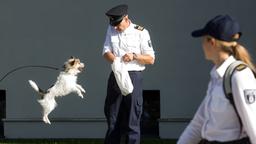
28,57,86,124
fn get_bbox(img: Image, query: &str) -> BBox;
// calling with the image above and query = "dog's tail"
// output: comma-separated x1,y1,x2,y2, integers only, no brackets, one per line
28,80,46,96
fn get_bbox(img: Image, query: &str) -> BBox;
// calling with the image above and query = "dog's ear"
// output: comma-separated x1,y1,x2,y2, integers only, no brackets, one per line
70,60,75,66
70,56,75,59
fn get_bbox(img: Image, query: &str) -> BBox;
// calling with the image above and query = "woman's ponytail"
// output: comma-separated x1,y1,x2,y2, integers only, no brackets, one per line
232,44,256,72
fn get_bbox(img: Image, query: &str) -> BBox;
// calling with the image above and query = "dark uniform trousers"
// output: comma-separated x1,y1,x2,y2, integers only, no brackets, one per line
104,71,143,144
199,137,250,144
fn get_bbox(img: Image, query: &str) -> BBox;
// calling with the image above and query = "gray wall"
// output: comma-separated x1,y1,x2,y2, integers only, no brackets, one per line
0,0,256,139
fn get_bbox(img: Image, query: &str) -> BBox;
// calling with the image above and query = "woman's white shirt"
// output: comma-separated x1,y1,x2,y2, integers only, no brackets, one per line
177,56,256,144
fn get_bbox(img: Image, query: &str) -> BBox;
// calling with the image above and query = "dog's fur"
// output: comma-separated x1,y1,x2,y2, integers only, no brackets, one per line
28,57,85,124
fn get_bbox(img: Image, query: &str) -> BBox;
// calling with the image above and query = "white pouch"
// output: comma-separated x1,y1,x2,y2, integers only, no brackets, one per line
111,57,134,96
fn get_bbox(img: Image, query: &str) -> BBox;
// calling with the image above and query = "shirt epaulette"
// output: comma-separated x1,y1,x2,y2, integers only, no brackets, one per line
235,64,247,71
134,25,144,31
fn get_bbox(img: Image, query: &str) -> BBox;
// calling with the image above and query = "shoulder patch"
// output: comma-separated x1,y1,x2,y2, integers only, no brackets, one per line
235,64,247,71
134,25,144,31
244,89,256,104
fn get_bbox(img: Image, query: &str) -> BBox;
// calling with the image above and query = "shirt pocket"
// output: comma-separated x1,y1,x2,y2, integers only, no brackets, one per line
210,85,235,116
126,35,140,52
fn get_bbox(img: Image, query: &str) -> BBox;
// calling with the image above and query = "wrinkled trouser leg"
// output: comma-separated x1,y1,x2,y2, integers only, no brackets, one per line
104,72,143,144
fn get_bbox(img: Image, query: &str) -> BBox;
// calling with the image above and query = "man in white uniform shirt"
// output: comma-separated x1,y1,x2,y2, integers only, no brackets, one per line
102,4,155,144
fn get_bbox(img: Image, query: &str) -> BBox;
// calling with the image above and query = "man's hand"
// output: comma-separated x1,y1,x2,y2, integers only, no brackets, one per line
122,53,134,62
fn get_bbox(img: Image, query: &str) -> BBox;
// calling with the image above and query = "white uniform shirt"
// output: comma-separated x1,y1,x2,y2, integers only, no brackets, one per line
102,22,155,71
177,56,256,144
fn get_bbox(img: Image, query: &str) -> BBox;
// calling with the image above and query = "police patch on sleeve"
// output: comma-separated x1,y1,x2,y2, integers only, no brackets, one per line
244,89,256,104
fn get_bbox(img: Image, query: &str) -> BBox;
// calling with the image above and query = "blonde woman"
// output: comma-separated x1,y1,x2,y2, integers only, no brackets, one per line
178,15,256,144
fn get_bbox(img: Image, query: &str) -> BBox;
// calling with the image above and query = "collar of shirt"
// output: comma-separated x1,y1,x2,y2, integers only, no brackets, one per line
210,56,236,79
110,21,135,35
122,21,135,34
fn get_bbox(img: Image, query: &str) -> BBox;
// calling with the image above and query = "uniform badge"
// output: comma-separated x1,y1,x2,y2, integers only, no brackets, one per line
244,89,256,104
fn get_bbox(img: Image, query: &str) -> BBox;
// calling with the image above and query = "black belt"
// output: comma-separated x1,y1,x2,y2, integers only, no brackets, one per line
199,137,250,144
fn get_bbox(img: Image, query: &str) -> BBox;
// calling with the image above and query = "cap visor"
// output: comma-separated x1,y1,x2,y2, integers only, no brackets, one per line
109,15,124,26
110,19,122,26
191,29,207,37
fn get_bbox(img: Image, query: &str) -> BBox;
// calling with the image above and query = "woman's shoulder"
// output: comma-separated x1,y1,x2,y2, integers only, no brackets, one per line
232,67,256,85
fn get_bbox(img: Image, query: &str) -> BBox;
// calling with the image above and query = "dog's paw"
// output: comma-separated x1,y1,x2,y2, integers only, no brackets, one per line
79,87,86,94
43,116,51,124
79,94,84,99
77,90,84,99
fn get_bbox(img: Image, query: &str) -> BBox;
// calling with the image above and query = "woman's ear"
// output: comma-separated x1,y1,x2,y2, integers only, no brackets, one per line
209,37,216,47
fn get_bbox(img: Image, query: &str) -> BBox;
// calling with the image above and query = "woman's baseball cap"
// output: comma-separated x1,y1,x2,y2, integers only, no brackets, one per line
191,15,242,42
